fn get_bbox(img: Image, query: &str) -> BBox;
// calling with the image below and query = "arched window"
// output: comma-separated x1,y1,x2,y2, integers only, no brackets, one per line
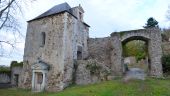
40,32,46,47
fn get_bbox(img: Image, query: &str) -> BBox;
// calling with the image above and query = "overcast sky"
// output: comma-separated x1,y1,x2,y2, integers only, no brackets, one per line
0,0,170,66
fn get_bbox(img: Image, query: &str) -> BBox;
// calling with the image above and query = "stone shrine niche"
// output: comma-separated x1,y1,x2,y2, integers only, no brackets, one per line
31,60,49,92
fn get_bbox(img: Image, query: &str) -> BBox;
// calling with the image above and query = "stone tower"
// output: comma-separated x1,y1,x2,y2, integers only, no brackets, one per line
19,2,90,92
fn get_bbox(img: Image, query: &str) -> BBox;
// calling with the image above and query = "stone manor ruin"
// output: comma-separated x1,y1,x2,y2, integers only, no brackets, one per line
19,3,163,92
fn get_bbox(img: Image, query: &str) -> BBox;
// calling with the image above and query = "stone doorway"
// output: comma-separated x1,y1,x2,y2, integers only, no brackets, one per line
14,74,19,86
31,60,49,92
33,72,43,92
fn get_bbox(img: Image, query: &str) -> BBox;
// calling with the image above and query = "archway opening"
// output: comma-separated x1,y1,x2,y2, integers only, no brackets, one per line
122,36,150,74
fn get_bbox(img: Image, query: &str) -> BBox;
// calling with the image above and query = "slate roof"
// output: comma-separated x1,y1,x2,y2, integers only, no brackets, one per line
28,2,90,27
28,2,75,21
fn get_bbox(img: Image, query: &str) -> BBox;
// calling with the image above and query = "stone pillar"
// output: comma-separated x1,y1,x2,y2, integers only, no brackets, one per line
31,70,35,91
42,71,46,91
149,29,163,77
110,32,123,76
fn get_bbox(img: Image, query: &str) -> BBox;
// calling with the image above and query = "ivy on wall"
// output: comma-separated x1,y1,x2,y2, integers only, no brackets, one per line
10,61,23,68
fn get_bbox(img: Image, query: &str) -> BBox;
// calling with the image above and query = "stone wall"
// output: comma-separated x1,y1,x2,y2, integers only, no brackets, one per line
75,59,111,85
62,12,89,88
88,38,111,67
11,66,23,86
86,28,163,77
0,73,10,83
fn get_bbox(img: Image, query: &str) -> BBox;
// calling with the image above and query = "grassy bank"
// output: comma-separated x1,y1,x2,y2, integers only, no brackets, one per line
0,78,170,96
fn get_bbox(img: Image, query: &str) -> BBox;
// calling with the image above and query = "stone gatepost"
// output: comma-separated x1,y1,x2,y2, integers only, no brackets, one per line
110,32,123,76
148,28,163,77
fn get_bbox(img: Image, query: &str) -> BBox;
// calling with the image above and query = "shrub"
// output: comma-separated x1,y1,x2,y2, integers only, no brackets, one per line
0,66,11,76
10,61,23,68
86,62,101,75
162,54,170,73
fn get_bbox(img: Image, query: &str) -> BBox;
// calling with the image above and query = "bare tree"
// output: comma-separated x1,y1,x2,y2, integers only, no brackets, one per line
0,0,37,57
0,0,22,56
0,0,21,30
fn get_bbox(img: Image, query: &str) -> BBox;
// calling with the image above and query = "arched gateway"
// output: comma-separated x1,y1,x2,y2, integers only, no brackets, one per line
110,28,163,77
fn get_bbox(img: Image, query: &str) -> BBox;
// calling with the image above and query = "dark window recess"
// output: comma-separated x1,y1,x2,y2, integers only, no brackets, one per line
37,73,43,84
77,51,82,60
79,12,82,20
77,46,83,60
14,74,19,86
41,32,46,47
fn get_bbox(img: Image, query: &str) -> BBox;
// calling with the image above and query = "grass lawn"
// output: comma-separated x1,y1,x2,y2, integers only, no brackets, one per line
0,78,170,96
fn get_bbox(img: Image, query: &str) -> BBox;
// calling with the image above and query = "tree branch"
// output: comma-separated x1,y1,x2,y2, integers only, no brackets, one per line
0,40,14,48
0,0,15,18
0,7,10,29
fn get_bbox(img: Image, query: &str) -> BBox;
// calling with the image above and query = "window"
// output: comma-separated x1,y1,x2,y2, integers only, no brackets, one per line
41,32,46,47
79,12,82,21
77,46,82,60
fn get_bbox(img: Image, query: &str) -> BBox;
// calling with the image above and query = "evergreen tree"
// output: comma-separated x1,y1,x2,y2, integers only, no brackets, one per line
143,17,159,28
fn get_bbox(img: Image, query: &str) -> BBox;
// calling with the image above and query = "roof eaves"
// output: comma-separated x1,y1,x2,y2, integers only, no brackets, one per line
83,22,90,27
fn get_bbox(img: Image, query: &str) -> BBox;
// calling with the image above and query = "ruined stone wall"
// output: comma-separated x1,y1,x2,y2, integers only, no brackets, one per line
88,37,111,67
11,66,22,86
76,59,111,85
62,13,74,88
20,13,66,90
75,38,112,85
110,28,163,77
0,73,10,83
63,12,89,87
83,28,163,78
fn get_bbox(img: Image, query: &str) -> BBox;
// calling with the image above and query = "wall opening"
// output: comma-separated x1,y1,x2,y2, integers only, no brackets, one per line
40,32,46,47
79,12,82,21
14,74,19,86
77,46,83,60
122,36,150,74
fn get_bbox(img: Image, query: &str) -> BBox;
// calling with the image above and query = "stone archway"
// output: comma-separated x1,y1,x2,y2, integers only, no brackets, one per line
110,28,163,77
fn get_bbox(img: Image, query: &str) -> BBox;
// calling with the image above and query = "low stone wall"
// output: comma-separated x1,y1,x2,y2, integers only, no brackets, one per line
75,59,111,85
0,73,10,83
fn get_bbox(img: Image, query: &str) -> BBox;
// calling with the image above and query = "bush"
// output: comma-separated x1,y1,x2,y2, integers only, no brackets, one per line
10,61,23,68
0,66,11,76
162,55,170,73
86,62,101,75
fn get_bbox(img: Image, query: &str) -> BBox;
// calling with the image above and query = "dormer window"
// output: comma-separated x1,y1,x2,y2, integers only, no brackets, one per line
40,32,46,47
79,12,82,21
